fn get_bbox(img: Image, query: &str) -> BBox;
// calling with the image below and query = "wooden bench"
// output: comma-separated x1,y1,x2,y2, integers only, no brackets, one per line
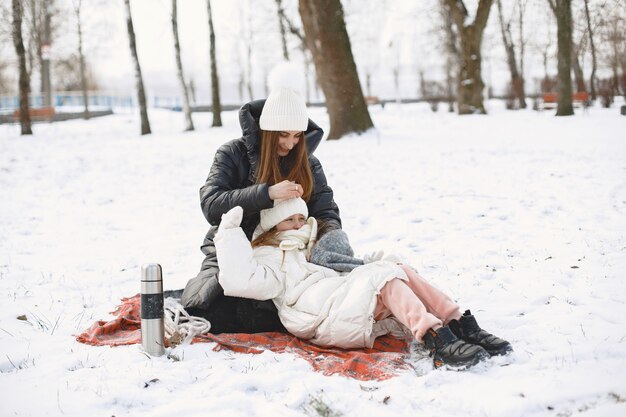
364,96,381,105
13,106,55,122
542,92,589,109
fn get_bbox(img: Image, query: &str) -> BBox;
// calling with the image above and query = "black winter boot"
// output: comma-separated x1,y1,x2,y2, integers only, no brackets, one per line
448,310,513,356
422,326,489,369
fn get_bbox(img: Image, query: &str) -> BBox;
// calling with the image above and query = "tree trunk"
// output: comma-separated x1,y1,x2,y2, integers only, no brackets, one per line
171,0,194,131
583,0,597,100
74,0,90,119
496,0,526,109
206,0,222,126
276,7,312,102
441,0,458,112
571,48,586,93
30,0,52,107
445,0,493,115
13,0,33,135
275,0,289,61
551,0,574,116
299,0,373,139
517,0,528,107
124,0,151,135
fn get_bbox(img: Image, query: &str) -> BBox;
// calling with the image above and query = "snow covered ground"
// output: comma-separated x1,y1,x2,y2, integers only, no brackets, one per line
1,101,625,417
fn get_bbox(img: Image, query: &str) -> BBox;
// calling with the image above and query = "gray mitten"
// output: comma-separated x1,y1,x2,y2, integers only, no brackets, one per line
310,229,364,272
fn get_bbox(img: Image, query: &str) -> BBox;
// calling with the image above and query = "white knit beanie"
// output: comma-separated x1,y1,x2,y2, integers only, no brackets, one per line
260,197,309,232
259,88,308,131
259,63,308,131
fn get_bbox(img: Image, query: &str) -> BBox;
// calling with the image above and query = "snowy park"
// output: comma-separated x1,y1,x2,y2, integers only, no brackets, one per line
1,101,626,416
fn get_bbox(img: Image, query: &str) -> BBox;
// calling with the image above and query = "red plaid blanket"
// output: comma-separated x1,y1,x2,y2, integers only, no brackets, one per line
76,295,411,381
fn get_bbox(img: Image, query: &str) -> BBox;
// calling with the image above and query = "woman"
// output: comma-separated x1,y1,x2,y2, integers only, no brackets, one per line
181,86,343,333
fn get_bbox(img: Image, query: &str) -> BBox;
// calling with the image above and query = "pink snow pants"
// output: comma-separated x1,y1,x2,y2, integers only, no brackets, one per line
374,265,461,342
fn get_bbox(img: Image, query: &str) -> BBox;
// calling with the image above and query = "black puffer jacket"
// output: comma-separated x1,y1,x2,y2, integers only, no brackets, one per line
181,99,342,333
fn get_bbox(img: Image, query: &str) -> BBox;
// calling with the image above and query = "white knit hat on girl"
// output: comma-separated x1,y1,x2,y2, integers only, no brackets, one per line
260,197,308,232
259,62,308,131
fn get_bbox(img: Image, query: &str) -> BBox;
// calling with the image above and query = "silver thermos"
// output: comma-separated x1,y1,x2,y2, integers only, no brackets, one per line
140,263,165,356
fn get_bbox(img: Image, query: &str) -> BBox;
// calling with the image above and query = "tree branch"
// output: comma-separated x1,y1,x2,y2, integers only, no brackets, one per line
444,0,466,30
278,8,305,43
475,0,494,30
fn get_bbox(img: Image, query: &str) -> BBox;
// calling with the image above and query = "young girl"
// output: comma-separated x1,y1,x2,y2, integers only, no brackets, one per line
215,198,512,369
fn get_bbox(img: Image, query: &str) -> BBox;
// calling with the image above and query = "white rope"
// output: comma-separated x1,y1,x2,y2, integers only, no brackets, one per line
163,297,211,346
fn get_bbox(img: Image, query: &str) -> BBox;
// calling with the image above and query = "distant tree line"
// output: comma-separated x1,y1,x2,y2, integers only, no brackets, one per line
4,0,625,136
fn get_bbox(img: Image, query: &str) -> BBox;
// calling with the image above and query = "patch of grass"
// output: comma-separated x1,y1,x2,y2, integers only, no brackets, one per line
303,393,342,417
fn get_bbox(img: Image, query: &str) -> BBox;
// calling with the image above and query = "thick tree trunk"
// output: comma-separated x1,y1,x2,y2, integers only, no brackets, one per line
445,0,493,115
496,0,526,109
299,0,373,139
206,0,222,127
75,1,90,119
583,0,597,100
13,0,33,135
552,0,574,116
171,0,194,131
124,0,151,135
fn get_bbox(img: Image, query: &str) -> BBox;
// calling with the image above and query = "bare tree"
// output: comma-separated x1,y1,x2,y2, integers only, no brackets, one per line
123,0,150,135
52,55,99,91
600,2,626,99
496,0,526,108
444,0,493,115
299,0,373,139
439,0,458,112
72,0,90,119
275,0,289,61
28,0,53,106
171,0,194,131
277,7,314,102
207,0,222,126
535,7,555,94
245,11,253,101
547,0,574,115
583,0,597,100
571,47,586,93
517,0,529,101
13,0,33,135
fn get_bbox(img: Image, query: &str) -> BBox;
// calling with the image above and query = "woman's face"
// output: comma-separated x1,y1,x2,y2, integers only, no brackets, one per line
276,131,303,156
275,214,306,231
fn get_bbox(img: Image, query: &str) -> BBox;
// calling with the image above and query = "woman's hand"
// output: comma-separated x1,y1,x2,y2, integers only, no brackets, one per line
268,180,302,200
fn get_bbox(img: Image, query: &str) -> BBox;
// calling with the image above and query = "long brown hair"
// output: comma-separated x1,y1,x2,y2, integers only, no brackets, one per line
251,227,282,248
256,130,314,201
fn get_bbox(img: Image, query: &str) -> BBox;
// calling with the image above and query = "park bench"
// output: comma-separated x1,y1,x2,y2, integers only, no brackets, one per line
13,106,55,122
364,96,381,105
542,92,589,110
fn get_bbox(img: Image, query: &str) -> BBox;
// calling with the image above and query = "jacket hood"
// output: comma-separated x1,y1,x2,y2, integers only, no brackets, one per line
239,99,324,156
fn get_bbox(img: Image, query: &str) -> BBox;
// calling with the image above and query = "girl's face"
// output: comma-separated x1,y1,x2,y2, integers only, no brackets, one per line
276,214,306,231
276,131,303,156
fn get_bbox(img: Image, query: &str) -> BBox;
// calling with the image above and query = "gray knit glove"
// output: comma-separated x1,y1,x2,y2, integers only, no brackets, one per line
310,229,364,272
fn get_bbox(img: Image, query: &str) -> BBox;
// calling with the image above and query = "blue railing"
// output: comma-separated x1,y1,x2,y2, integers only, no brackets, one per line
1,92,205,112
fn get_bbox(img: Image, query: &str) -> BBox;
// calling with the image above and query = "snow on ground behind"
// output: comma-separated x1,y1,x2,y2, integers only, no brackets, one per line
0,102,625,417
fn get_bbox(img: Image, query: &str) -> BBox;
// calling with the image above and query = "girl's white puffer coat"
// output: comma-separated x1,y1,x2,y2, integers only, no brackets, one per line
215,217,409,349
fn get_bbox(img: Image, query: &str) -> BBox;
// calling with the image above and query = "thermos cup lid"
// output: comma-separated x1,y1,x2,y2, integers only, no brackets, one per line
141,263,162,282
